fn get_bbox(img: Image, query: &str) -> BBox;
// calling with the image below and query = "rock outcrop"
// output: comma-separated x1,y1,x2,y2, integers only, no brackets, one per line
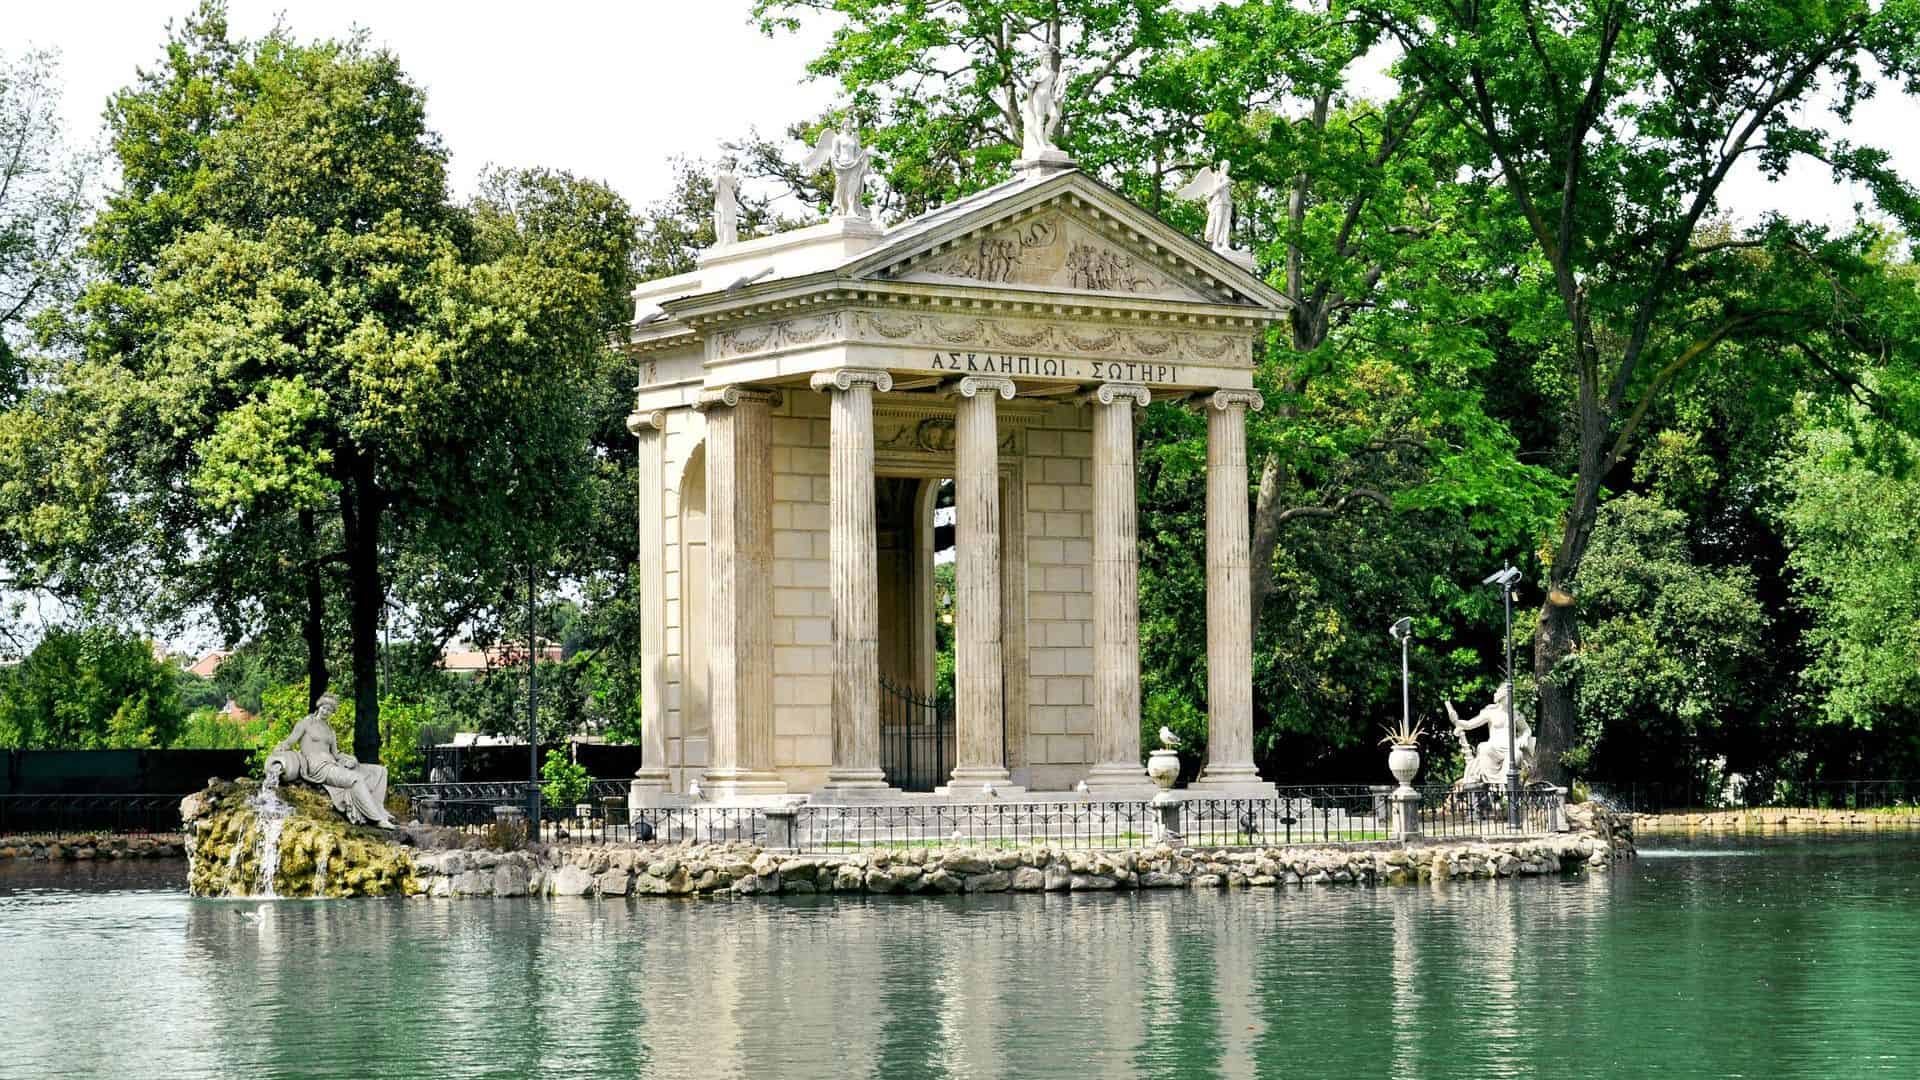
182,779,419,898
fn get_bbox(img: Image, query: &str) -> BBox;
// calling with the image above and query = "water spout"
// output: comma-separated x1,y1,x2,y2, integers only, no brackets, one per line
250,786,293,898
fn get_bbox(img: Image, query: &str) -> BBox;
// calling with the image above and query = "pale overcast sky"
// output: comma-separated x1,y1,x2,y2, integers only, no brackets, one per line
11,1,839,211
11,0,1919,228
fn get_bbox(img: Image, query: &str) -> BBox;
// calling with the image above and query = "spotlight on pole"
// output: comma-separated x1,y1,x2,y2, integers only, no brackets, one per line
1389,617,1412,735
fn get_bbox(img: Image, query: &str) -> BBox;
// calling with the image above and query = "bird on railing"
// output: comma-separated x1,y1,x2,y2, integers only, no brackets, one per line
688,780,703,800
1237,808,1260,844
1074,780,1090,796
981,781,997,798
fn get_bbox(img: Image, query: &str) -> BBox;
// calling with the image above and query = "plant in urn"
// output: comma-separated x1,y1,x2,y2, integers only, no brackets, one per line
1380,717,1424,795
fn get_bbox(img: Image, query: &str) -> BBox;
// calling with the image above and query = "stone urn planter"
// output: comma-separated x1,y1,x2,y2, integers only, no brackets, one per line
1147,749,1181,791
1387,745,1421,793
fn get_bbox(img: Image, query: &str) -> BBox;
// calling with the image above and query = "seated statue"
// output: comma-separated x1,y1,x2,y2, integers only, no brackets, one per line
1445,682,1535,788
265,693,398,829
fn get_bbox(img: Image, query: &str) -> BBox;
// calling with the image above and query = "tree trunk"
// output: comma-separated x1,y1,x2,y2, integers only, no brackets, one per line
299,508,330,710
340,456,384,764
1532,590,1578,787
1246,450,1287,635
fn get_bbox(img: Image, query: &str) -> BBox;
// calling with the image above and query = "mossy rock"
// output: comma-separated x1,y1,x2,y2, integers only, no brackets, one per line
183,778,420,899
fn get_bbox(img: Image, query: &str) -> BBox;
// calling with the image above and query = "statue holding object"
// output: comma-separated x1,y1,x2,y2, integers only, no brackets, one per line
1445,682,1535,789
1015,55,1068,166
264,693,398,829
802,117,871,220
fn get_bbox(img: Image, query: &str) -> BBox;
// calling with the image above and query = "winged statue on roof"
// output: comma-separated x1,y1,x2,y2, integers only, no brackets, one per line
1176,161,1237,252
802,117,871,220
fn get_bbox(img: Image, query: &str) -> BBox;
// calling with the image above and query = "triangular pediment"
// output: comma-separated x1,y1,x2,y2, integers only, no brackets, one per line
838,171,1289,313
891,207,1213,302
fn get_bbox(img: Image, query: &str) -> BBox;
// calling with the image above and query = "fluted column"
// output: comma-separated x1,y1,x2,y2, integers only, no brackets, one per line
944,374,1016,790
1084,382,1155,794
697,386,787,798
812,368,898,798
1193,389,1273,794
629,410,672,806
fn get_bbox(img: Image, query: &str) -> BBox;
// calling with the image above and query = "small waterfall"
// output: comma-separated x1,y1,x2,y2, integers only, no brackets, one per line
250,788,294,898
314,845,330,896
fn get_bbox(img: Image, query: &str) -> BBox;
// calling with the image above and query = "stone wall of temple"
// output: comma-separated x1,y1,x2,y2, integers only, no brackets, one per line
652,391,1108,794
1020,402,1098,791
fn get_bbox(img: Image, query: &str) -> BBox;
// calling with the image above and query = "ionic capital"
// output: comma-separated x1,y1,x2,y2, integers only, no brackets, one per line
809,368,894,394
693,385,782,412
625,409,668,436
1077,382,1151,409
946,374,1017,401
1207,389,1265,413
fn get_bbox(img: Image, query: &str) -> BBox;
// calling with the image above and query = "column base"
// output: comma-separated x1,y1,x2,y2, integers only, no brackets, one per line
813,770,904,803
1082,762,1159,799
700,770,789,801
628,773,672,810
1189,765,1276,799
938,764,1017,797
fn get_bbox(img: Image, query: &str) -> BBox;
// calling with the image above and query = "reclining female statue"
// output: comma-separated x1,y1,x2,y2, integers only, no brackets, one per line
264,693,398,829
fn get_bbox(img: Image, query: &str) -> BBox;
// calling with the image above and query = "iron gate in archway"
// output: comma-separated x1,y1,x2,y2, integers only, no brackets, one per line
879,676,955,792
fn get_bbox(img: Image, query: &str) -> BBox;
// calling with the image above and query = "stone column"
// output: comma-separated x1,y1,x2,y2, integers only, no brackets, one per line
696,386,787,799
1192,389,1274,795
812,368,898,799
944,374,1016,791
629,410,672,807
1083,382,1155,794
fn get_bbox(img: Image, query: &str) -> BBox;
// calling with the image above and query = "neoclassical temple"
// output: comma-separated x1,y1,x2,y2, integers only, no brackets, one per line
624,153,1288,803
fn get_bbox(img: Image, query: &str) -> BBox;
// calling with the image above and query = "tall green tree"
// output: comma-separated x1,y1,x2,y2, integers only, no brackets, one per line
1366,0,1920,782
0,626,185,749
1777,421,1920,769
52,5,633,762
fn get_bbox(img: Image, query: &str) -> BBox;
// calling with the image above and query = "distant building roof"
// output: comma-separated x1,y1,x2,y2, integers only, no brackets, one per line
187,650,234,678
439,639,564,674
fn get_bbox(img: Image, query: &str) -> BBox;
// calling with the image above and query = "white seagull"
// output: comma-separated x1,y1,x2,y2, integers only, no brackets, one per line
981,781,997,798
688,780,703,800
1158,726,1181,750
1074,780,1090,796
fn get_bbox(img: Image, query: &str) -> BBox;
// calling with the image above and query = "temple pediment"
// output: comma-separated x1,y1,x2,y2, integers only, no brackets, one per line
837,170,1287,312
883,208,1211,303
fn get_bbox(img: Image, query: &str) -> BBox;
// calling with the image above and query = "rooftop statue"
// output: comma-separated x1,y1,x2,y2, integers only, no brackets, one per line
713,162,741,247
1016,55,1067,164
264,693,398,829
1445,682,1535,788
1177,161,1237,252
802,117,871,220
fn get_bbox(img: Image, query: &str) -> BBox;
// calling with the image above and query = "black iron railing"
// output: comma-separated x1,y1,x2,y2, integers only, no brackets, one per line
1417,783,1557,838
1182,789,1390,847
0,793,188,836
878,675,954,792
395,784,1563,852
788,800,1157,852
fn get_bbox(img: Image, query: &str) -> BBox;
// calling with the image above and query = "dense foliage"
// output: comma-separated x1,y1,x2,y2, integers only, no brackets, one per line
2,1,1918,800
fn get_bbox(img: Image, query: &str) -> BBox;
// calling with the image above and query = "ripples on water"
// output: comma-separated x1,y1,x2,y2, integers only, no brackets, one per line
1,835,1917,1079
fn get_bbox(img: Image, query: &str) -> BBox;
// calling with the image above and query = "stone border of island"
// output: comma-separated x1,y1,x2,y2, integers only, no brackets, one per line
180,776,1632,899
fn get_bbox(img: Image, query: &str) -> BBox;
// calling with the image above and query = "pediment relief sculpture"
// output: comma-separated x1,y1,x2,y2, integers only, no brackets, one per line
896,213,1208,301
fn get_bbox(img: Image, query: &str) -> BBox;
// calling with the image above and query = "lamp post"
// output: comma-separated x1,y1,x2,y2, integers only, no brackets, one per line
1482,566,1522,829
1389,617,1412,733
527,556,541,836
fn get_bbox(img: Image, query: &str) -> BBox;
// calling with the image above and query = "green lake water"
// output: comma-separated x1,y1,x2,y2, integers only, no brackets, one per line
1,834,1917,1079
